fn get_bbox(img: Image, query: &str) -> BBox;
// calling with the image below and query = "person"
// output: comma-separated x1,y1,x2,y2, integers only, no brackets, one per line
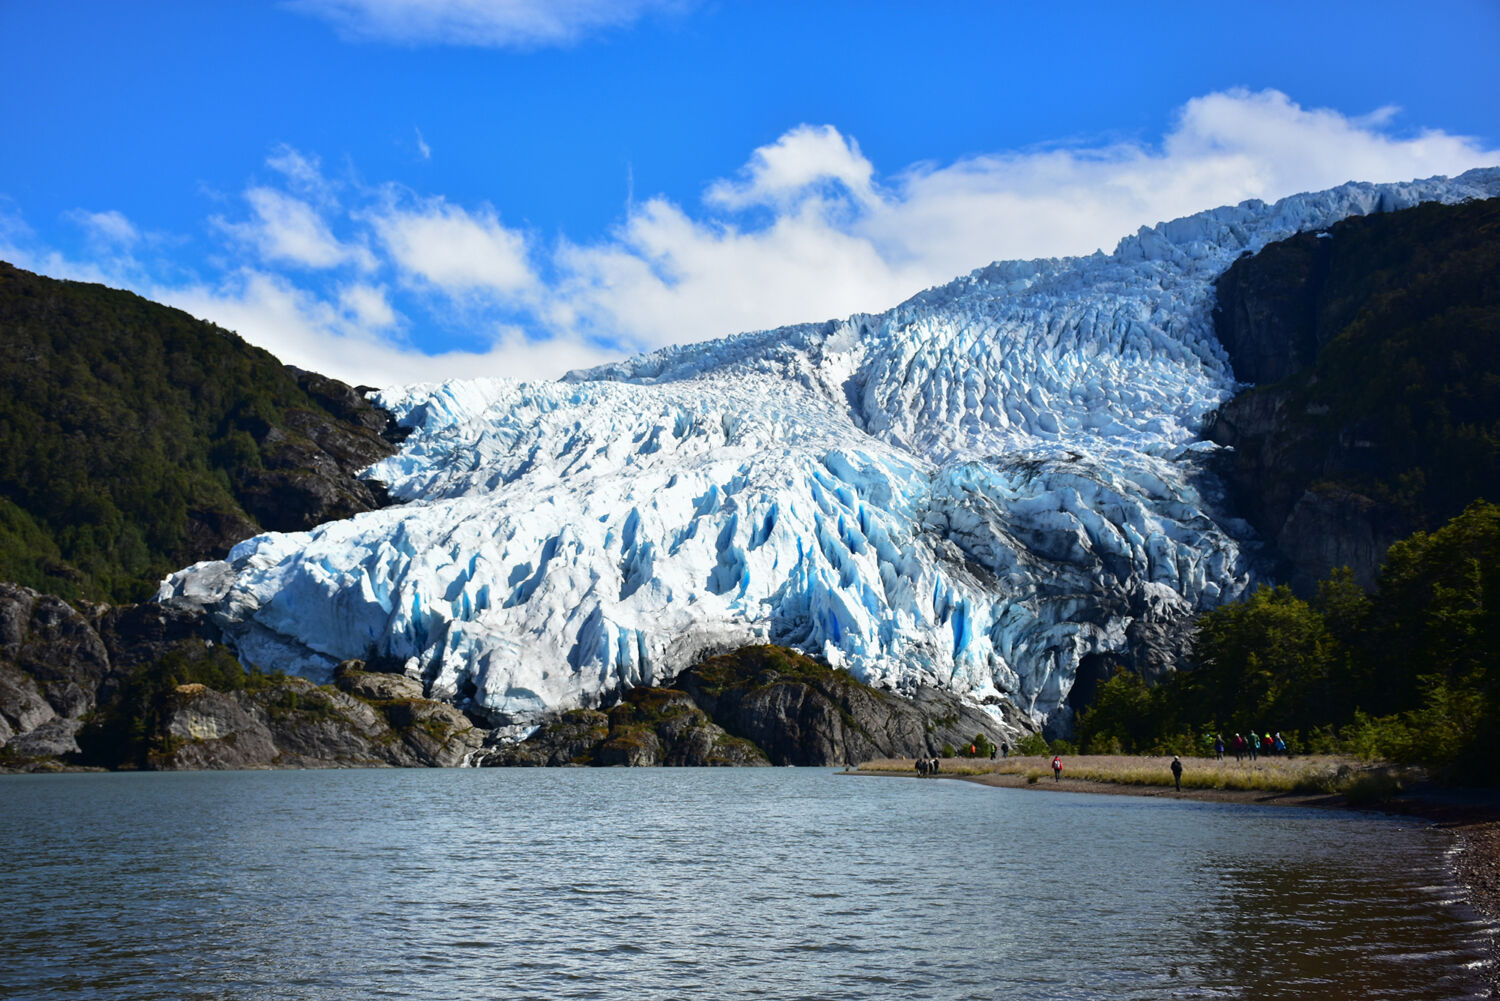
931,756,940,775
990,744,997,760
1214,734,1225,760
1247,732,1257,762
1276,732,1289,759
1001,743,1008,759
1231,733,1243,762
1171,755,1183,792
1052,754,1063,782
916,757,926,776
1262,733,1274,758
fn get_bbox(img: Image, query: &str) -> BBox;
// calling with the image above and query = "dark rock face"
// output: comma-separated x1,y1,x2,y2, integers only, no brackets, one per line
233,383,400,535
148,666,486,770
481,688,769,767
1212,238,1334,386
484,645,1029,767
1207,197,1500,592
0,595,488,770
0,584,117,758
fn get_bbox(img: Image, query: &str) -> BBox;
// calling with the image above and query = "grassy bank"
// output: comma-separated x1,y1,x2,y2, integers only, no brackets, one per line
856,754,1420,798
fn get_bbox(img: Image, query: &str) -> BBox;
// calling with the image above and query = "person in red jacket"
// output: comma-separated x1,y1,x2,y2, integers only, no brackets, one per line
1052,754,1063,781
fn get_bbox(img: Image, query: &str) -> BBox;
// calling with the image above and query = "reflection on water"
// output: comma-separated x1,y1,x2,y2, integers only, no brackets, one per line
1197,835,1492,1000
0,769,1490,1000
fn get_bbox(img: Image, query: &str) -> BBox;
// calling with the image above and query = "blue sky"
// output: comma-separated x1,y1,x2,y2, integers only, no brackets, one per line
3,0,1498,385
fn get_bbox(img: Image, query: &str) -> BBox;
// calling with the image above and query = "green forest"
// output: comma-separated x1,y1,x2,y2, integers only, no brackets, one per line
0,262,391,604
1078,501,1500,782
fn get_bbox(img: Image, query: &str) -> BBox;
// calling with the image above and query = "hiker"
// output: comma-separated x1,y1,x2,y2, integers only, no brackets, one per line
1232,733,1244,762
1247,732,1257,762
915,757,926,776
990,744,997,760
1213,734,1225,760
1171,755,1183,792
1262,733,1274,758
1275,732,1288,758
931,756,940,775
1052,754,1063,782
1001,743,1008,759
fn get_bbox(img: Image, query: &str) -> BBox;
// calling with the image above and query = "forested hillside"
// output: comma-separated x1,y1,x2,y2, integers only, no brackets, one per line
1209,196,1500,591
0,262,400,603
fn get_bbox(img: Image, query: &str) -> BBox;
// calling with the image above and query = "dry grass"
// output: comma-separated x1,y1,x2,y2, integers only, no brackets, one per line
857,754,1417,794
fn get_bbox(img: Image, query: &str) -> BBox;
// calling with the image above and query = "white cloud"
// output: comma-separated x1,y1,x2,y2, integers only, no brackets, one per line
339,281,397,329
218,187,368,270
706,124,876,211
265,145,334,200
549,89,1500,353
9,89,1498,389
414,126,431,160
66,209,140,248
285,0,690,48
371,198,536,296
158,269,620,385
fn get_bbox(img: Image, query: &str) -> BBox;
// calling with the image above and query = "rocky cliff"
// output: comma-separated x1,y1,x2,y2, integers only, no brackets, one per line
0,581,487,770
1208,197,1500,591
482,645,1028,767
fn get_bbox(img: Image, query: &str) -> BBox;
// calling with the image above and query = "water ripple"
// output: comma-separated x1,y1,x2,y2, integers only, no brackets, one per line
0,769,1491,1000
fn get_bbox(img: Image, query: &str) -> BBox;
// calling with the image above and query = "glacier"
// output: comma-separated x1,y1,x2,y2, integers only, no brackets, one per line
160,168,1500,731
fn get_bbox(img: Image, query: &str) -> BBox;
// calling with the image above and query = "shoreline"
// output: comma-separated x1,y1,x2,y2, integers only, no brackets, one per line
850,759,1500,993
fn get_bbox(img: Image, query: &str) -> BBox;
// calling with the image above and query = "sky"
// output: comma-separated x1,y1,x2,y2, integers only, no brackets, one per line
2,0,1498,387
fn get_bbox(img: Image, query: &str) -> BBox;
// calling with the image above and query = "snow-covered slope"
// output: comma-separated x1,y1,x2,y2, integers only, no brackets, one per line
160,169,1500,729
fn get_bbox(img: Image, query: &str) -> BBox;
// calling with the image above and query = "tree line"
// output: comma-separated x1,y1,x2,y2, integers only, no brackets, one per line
1077,500,1499,783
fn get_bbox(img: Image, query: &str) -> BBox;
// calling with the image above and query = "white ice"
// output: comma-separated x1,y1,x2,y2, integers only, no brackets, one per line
159,168,1500,727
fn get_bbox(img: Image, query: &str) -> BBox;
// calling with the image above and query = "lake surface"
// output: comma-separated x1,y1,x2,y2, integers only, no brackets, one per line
1,769,1492,1000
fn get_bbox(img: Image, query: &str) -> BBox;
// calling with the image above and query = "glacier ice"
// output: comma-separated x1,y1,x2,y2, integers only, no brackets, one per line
159,168,1500,728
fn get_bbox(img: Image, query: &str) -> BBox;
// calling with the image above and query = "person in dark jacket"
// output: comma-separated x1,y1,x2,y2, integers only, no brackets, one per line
1171,755,1183,792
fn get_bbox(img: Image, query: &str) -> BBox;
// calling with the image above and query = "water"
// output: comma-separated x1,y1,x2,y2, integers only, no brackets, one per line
1,769,1491,1000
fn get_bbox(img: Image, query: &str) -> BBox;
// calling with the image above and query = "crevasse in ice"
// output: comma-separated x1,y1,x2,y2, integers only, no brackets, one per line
159,168,1500,727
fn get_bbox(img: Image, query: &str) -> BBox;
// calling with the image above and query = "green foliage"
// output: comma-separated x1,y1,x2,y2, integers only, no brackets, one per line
75,642,273,769
0,262,386,602
688,644,863,697
1186,584,1337,733
1221,197,1500,538
1091,502,1500,781
954,732,997,757
1012,731,1049,756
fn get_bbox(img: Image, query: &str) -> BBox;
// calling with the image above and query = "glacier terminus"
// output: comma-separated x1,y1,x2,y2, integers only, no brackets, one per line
160,168,1500,736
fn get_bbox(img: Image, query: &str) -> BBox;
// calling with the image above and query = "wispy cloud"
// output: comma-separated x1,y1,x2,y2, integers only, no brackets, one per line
66,209,140,249
284,0,692,48
6,89,1497,387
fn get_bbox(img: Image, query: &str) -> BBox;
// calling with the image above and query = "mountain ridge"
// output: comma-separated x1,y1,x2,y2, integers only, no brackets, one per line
158,167,1500,736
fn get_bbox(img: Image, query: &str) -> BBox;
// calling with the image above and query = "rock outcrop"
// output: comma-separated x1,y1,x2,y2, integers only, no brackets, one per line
150,667,485,770
0,587,488,771
482,645,1028,767
1208,197,1500,591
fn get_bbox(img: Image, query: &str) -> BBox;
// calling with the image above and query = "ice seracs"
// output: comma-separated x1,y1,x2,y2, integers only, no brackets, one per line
159,168,1500,730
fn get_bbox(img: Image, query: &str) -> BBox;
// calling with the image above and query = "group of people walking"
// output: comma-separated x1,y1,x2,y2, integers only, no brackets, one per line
914,757,943,776
1212,731,1288,761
